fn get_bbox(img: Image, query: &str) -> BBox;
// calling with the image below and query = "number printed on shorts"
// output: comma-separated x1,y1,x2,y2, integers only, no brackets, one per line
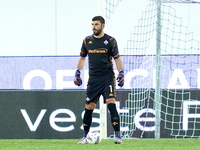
109,85,112,93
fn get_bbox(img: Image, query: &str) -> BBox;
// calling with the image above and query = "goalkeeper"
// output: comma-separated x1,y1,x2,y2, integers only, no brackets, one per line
74,16,124,144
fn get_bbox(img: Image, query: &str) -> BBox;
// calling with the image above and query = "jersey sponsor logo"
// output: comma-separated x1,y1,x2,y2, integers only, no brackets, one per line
88,41,93,44
88,48,108,53
104,40,108,45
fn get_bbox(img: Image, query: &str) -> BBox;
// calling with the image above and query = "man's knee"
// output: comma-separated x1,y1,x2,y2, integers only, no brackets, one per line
106,98,116,104
85,102,96,110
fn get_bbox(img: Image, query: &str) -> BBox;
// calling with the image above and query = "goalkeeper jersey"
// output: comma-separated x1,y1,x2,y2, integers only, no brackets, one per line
80,33,120,76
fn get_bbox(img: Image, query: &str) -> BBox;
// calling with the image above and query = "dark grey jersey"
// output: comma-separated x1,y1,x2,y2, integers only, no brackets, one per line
80,34,120,76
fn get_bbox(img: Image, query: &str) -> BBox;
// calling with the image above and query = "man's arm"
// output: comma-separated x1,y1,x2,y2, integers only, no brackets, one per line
76,56,86,70
114,57,123,72
74,56,86,86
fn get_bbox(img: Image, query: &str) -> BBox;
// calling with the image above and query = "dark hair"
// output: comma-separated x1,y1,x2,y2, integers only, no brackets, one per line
92,16,105,24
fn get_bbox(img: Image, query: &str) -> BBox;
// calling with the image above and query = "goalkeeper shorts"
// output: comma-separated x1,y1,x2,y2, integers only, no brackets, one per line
85,73,116,104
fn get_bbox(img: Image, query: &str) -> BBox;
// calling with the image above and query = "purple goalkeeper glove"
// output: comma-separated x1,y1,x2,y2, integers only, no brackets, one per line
117,70,124,87
74,69,82,86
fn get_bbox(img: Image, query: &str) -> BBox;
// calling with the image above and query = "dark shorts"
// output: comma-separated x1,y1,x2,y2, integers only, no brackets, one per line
85,73,116,104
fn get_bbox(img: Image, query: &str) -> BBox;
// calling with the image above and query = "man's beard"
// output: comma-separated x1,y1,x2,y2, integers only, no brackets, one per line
93,28,102,36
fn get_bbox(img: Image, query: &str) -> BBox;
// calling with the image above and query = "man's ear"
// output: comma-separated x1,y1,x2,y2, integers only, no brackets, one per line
102,24,105,29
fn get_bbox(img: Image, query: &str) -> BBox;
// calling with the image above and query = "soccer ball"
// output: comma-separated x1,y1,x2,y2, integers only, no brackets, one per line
86,131,102,144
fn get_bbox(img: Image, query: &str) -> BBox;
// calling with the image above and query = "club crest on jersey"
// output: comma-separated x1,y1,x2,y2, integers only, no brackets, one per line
104,40,108,45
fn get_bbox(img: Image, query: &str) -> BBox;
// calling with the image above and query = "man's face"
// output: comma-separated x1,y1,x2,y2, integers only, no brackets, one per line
92,20,104,36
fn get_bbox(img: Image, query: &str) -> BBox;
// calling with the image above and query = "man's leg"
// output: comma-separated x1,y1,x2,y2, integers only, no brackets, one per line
106,98,123,144
83,108,93,135
78,102,96,144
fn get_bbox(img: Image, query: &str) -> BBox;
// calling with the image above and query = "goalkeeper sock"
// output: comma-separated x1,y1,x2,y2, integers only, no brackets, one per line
108,103,120,134
83,108,93,135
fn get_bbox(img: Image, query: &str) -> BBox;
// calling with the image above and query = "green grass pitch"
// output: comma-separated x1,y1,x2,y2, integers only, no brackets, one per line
0,139,200,150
